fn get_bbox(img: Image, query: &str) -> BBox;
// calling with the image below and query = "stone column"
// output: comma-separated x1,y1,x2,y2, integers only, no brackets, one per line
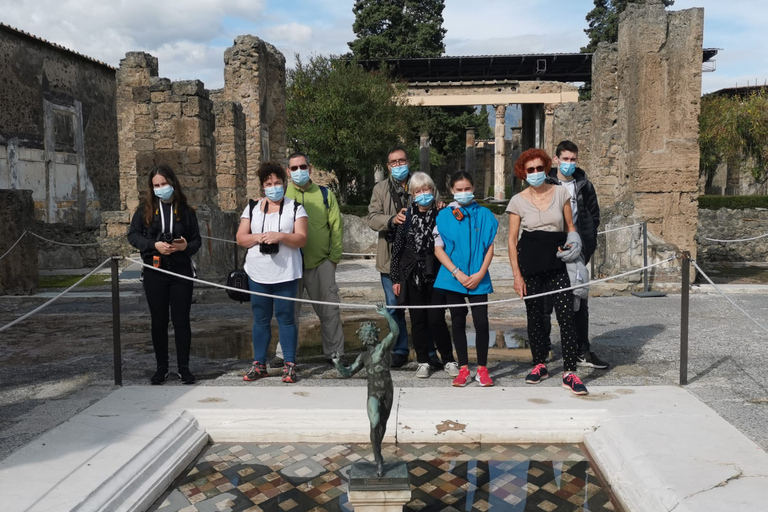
464,127,476,176
419,132,430,174
494,105,507,199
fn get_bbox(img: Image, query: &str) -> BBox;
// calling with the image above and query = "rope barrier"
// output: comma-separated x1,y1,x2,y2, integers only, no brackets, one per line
598,223,643,235
691,260,768,334
700,233,768,243
124,255,675,310
200,234,237,244
26,231,102,247
0,231,27,262
0,257,113,333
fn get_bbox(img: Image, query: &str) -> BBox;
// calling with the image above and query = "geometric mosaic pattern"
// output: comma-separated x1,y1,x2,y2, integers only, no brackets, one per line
149,443,619,512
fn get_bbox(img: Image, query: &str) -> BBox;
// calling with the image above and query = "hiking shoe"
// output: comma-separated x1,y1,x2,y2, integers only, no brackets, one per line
563,373,589,395
525,364,549,384
282,362,298,383
428,355,444,371
444,361,460,377
577,351,610,369
415,363,430,378
475,366,494,387
391,353,409,368
150,367,169,385
243,361,268,381
452,366,471,387
178,367,196,385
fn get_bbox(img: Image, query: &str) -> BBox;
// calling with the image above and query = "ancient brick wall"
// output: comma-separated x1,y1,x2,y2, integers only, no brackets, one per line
0,24,119,227
697,208,768,262
213,101,247,212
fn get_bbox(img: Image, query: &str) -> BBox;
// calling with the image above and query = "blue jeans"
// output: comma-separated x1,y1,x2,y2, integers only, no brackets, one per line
248,277,298,364
380,273,410,356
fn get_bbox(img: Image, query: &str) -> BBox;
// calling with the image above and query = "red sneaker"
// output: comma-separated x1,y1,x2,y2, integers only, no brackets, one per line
525,364,549,384
475,366,494,387
562,373,588,395
243,361,268,381
452,366,471,387
282,362,298,383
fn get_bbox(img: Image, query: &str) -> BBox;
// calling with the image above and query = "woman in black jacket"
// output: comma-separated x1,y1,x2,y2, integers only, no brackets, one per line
127,164,201,385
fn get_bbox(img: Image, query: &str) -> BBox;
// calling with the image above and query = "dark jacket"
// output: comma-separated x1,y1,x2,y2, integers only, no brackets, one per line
546,167,600,263
127,202,201,271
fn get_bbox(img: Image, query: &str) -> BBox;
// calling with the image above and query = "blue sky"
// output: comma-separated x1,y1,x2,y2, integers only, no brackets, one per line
0,0,764,93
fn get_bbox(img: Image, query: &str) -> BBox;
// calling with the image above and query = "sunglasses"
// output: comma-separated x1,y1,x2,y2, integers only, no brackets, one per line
525,165,546,174
289,164,309,171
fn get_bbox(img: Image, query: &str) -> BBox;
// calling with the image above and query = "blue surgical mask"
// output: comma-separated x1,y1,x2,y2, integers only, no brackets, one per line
559,161,576,176
526,172,546,188
454,191,474,205
391,164,409,181
264,185,284,202
153,185,174,201
290,169,310,187
414,193,434,207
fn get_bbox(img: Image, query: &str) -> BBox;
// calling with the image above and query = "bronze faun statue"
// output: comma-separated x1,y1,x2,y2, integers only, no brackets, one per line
333,305,398,477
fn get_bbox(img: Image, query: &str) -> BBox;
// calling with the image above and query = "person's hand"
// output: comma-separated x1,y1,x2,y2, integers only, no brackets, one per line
513,273,526,298
262,231,283,244
557,244,571,252
436,200,445,209
464,273,483,290
154,241,173,255
392,208,407,225
455,270,470,287
393,283,401,296
172,236,188,252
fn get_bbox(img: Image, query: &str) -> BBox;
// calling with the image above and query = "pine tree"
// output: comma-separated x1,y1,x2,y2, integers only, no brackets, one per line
582,0,674,53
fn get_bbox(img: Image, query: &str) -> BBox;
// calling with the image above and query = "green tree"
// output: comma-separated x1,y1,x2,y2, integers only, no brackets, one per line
349,0,447,59
581,0,675,53
286,54,414,204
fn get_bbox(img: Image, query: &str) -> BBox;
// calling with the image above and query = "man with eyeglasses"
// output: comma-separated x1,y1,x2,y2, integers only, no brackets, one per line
272,152,345,367
542,140,608,370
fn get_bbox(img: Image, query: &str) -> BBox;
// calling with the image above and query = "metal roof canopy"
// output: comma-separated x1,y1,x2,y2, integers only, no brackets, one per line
360,49,719,84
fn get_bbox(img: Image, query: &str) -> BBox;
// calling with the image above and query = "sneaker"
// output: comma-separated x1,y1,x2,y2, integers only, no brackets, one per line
475,366,494,387
178,367,196,385
563,373,589,395
452,366,471,387
577,351,610,369
150,367,169,385
428,356,444,371
415,363,430,378
326,355,346,366
282,362,298,383
525,364,549,384
243,361,268,381
444,361,460,377
391,353,409,368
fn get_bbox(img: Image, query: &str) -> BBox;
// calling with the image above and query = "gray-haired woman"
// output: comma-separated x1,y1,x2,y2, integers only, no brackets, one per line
390,172,457,378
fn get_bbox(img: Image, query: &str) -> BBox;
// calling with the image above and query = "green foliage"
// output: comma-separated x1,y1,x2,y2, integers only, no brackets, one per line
340,204,371,217
698,195,768,210
287,54,414,203
582,0,675,53
349,0,447,59
700,92,768,186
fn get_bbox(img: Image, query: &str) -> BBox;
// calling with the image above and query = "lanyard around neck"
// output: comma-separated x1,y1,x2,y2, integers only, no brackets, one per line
260,199,285,233
159,202,174,234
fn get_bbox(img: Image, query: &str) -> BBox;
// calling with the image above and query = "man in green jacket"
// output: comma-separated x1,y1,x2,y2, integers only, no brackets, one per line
277,152,345,365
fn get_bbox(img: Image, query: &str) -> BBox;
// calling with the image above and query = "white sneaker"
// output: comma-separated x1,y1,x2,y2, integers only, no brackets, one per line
415,363,430,378
444,361,460,377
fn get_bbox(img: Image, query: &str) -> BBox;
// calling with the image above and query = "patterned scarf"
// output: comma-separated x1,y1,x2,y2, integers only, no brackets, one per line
405,204,438,287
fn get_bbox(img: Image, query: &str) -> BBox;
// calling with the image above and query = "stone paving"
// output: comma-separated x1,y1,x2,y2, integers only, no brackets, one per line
1,258,767,464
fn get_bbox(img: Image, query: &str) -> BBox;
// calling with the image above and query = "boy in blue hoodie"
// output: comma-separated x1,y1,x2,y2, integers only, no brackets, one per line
433,171,498,387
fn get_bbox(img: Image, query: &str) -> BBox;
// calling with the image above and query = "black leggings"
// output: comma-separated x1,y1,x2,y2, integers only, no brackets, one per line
405,282,455,364
524,269,578,371
143,266,194,369
444,292,489,367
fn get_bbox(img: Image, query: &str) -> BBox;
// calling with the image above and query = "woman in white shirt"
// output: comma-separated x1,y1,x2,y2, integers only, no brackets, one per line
236,162,308,383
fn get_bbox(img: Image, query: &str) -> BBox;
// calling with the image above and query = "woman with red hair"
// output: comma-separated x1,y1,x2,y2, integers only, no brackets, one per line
506,149,588,395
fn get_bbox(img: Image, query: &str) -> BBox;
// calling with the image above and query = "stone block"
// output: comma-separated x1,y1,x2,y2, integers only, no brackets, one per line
133,139,154,152
156,102,182,119
182,96,207,117
134,116,155,133
172,118,204,146
149,77,172,92
120,52,159,73
101,210,131,223
151,91,170,103
156,138,174,150
172,80,207,98
217,174,237,189
187,147,203,164
132,86,151,103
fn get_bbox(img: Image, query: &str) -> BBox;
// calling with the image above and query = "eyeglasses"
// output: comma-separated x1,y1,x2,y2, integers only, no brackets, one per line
525,165,546,174
388,158,408,166
289,164,309,171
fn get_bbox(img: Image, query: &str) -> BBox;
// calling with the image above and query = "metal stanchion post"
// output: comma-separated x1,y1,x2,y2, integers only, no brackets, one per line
111,256,123,386
679,251,690,386
632,221,667,298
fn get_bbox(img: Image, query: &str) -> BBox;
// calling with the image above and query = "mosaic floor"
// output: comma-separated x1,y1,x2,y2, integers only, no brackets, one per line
150,443,619,512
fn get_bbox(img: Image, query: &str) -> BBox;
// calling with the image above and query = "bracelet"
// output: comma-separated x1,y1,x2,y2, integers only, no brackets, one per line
451,267,460,276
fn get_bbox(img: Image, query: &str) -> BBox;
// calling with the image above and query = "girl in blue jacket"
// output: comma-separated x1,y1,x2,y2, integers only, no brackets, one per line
434,171,498,387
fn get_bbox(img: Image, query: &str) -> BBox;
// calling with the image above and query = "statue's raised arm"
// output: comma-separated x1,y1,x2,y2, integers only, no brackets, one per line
376,304,399,354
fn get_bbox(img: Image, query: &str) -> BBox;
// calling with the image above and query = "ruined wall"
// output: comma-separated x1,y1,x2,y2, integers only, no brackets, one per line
697,208,768,262
213,101,247,212
0,190,38,294
221,36,287,200
0,25,119,227
551,1,703,281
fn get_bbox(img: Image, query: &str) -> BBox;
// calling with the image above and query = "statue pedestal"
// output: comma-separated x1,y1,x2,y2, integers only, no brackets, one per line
347,461,411,512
